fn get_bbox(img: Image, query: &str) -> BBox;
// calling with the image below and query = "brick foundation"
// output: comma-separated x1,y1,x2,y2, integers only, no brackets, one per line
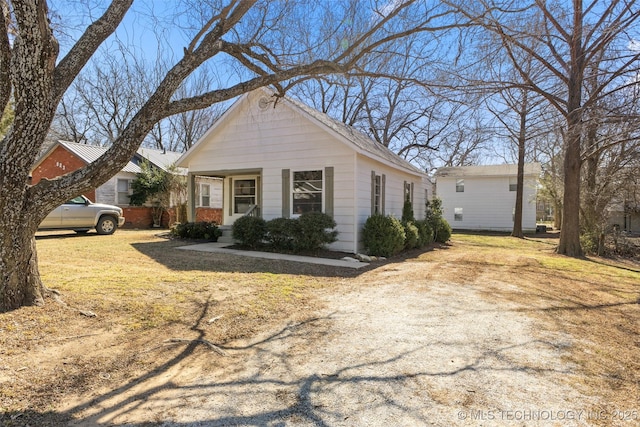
121,207,223,229
122,207,155,229
195,208,223,224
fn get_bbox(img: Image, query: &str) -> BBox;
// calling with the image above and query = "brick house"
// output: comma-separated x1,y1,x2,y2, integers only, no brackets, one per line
31,141,223,228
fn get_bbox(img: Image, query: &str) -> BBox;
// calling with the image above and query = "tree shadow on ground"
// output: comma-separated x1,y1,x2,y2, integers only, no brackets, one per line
11,299,581,427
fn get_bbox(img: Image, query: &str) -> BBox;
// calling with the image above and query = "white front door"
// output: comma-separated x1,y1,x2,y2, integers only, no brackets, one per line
225,175,259,225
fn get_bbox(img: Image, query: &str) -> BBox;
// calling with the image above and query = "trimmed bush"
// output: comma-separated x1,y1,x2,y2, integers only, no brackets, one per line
171,221,221,241
414,219,433,247
433,217,452,243
265,217,299,251
293,212,338,252
232,216,267,248
402,199,415,223
362,214,406,257
403,221,419,249
580,231,600,255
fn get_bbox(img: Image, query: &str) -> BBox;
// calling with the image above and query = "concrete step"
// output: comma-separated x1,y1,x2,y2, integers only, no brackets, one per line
217,226,236,244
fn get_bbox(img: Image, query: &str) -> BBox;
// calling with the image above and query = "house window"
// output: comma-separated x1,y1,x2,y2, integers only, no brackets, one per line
117,179,132,205
404,181,412,202
454,207,463,221
293,170,322,214
234,179,256,214
200,184,211,207
456,179,464,192
374,174,382,214
509,176,517,191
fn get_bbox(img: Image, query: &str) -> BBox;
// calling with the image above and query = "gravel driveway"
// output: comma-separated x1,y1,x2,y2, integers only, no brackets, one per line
72,271,597,426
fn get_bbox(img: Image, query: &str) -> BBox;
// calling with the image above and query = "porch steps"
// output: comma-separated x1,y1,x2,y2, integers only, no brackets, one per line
216,225,236,244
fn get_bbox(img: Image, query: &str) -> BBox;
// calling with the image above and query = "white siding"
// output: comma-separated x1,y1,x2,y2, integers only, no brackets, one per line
96,172,136,205
354,156,428,252
437,175,538,232
184,92,357,252
194,176,223,208
182,91,429,253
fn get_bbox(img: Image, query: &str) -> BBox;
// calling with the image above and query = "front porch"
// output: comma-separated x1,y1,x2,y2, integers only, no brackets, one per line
187,169,262,226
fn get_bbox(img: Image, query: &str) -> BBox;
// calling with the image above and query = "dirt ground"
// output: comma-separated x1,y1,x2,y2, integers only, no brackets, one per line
1,232,638,426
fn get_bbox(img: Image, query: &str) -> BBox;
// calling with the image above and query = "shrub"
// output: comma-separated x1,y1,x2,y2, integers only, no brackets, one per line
171,221,221,241
362,214,406,257
265,217,299,251
402,199,415,223
433,217,452,243
414,219,433,247
403,221,419,249
580,231,600,255
232,216,267,248
292,212,338,252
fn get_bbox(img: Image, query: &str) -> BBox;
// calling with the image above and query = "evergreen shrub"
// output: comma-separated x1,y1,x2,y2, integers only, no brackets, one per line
362,214,406,257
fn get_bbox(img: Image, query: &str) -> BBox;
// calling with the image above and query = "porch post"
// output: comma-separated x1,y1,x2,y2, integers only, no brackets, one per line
187,173,196,222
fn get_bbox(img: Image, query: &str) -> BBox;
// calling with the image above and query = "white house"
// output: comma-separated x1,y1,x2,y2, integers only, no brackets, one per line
177,89,431,253
434,163,541,232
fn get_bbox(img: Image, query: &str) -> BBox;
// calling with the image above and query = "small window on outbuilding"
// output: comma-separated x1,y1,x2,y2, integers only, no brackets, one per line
509,176,517,192
454,207,463,221
456,179,464,192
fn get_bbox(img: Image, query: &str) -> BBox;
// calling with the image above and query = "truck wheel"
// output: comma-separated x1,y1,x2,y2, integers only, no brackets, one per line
96,216,117,235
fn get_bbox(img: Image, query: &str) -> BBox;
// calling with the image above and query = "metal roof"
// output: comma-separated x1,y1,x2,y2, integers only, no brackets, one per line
58,141,184,174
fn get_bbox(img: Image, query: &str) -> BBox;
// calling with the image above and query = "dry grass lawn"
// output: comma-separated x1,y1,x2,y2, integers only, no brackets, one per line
0,229,638,426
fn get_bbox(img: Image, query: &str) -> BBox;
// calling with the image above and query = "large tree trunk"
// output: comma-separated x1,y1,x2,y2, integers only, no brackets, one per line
0,188,48,311
557,0,584,257
557,116,584,256
0,234,46,311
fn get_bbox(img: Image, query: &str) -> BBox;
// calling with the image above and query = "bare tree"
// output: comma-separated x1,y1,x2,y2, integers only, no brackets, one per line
0,0,460,311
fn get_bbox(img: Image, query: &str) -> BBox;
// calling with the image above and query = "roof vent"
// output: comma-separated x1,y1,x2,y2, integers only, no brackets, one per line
258,96,272,110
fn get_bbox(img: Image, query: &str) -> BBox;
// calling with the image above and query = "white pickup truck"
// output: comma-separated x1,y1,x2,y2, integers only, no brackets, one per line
39,195,126,235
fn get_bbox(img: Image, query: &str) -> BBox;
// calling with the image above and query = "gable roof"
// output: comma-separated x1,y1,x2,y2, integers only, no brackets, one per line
434,163,542,178
33,140,185,175
177,88,427,177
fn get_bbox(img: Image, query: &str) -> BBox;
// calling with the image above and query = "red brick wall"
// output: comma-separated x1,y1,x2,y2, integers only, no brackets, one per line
121,207,222,229
32,145,96,201
196,208,223,224
122,207,154,229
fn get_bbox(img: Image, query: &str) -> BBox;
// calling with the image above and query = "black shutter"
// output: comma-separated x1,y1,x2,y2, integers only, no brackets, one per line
282,169,290,218
325,167,334,217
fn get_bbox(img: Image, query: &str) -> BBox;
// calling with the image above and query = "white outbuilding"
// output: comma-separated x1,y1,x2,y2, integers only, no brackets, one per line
435,163,541,233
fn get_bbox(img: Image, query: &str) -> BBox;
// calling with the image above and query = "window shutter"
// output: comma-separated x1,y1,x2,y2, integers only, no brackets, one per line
325,167,334,217
282,169,290,218
381,174,386,215
256,175,261,214
411,182,414,204
228,178,233,216
371,171,376,215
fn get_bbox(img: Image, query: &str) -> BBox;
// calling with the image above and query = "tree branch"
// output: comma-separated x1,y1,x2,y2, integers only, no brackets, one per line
53,0,133,102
